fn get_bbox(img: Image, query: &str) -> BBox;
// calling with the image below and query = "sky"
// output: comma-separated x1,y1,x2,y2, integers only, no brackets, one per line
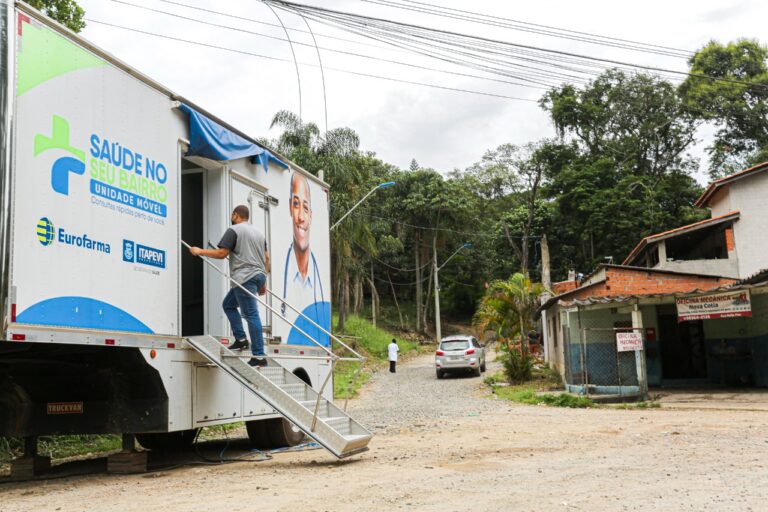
76,0,768,182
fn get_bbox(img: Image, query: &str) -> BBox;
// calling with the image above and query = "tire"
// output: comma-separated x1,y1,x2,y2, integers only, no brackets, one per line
436,369,443,379
481,361,487,373
246,418,305,449
136,429,199,451
473,366,482,377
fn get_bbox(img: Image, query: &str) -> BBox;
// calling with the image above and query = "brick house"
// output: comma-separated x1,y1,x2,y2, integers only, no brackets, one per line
539,164,768,394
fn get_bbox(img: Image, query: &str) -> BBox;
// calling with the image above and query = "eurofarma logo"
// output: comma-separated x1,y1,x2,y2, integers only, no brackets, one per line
37,217,111,254
36,217,55,246
34,115,170,219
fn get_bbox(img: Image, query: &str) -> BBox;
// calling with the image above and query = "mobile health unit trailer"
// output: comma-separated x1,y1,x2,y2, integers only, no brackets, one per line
0,1,371,475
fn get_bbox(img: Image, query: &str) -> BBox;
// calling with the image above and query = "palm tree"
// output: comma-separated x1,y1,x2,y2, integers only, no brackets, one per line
473,273,545,354
269,110,374,330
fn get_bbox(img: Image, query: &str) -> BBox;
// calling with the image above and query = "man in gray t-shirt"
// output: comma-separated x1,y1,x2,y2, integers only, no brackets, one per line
189,205,270,367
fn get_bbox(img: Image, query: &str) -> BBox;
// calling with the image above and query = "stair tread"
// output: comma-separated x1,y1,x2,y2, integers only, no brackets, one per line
325,416,350,424
185,335,372,459
342,434,372,442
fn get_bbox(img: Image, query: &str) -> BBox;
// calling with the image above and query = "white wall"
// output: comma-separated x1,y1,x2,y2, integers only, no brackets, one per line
727,174,768,278
656,258,739,279
709,188,732,218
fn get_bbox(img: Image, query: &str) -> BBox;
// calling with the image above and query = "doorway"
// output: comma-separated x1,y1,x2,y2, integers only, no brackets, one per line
230,173,272,333
658,314,707,380
181,171,205,336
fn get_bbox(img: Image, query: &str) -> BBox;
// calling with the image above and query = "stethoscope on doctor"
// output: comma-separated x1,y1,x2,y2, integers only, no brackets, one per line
281,245,325,316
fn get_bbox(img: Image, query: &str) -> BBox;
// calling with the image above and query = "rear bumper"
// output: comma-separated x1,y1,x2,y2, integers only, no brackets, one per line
435,357,478,370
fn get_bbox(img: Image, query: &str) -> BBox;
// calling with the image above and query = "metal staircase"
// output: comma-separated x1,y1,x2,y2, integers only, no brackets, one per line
186,335,372,459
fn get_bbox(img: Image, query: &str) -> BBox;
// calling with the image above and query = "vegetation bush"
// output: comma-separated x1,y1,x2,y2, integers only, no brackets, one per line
495,387,595,408
501,344,534,384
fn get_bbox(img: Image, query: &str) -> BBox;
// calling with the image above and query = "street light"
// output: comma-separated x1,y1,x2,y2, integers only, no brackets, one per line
330,181,395,230
433,242,472,343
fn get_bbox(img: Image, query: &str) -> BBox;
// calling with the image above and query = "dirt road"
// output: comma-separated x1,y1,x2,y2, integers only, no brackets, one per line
2,353,767,511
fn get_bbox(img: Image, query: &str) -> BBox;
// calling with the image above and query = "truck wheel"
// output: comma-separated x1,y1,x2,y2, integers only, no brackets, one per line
246,418,305,449
136,429,199,451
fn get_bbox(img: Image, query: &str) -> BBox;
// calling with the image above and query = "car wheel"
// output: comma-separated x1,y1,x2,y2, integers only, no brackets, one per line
473,366,482,377
436,369,443,379
481,361,487,373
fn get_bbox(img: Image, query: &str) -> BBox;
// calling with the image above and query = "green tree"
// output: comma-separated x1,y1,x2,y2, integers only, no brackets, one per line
539,70,703,277
29,0,85,33
473,273,543,382
541,70,699,179
679,39,768,178
473,273,544,343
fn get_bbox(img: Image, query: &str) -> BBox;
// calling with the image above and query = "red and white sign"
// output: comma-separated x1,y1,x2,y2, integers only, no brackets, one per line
616,332,644,352
46,402,84,415
676,290,752,322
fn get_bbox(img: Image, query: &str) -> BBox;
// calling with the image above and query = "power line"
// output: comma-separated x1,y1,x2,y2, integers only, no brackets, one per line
264,2,303,121
141,0,613,89
353,240,433,272
361,0,692,58
394,0,691,57
155,0,399,53
86,20,540,101
106,0,552,90
353,210,542,241
277,7,589,87
265,0,768,91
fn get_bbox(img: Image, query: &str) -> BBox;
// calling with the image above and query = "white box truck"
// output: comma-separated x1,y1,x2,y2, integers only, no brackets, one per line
0,1,371,473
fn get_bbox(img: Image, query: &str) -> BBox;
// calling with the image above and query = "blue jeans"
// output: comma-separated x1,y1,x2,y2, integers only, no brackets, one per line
223,273,267,357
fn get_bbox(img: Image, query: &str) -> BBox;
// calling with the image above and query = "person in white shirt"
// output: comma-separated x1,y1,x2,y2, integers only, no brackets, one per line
388,339,399,373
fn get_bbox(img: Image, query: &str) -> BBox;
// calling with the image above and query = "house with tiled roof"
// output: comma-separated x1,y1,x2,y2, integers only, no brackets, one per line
538,163,768,396
624,161,768,279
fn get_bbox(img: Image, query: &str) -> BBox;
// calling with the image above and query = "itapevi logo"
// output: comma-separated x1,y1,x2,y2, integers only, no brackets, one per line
123,240,135,262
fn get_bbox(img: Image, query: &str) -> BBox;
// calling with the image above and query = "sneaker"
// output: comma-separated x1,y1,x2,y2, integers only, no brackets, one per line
230,338,249,351
248,357,268,368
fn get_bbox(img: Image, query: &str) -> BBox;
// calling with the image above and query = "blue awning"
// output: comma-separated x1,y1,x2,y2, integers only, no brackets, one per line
179,103,289,172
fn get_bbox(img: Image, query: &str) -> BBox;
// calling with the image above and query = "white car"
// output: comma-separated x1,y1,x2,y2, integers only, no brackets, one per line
435,335,486,378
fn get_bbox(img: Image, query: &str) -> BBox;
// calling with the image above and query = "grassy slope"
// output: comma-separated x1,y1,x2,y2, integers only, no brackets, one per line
333,314,419,398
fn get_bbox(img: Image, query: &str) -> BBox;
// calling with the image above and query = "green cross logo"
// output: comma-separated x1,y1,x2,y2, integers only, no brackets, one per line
34,115,85,196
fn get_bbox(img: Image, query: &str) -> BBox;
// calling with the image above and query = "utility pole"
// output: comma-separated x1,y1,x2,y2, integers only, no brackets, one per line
433,237,441,343
541,234,551,292
433,242,472,344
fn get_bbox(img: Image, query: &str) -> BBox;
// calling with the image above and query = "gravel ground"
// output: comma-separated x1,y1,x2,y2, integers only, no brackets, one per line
3,349,768,511
349,348,509,435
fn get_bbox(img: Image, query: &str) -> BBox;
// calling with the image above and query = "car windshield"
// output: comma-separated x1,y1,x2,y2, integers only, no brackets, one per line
441,340,469,351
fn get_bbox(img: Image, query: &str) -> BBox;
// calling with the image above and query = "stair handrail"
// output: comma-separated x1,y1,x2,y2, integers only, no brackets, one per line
187,240,368,413
201,240,367,363
182,240,339,362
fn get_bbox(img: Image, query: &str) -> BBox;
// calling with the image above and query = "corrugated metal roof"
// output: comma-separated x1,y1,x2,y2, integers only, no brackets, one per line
557,280,768,308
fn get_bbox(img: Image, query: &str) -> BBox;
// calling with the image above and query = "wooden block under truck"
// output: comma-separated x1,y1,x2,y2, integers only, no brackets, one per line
0,1,371,475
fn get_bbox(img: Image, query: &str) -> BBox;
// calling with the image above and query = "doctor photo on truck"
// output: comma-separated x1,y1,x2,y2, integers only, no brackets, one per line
281,172,329,346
